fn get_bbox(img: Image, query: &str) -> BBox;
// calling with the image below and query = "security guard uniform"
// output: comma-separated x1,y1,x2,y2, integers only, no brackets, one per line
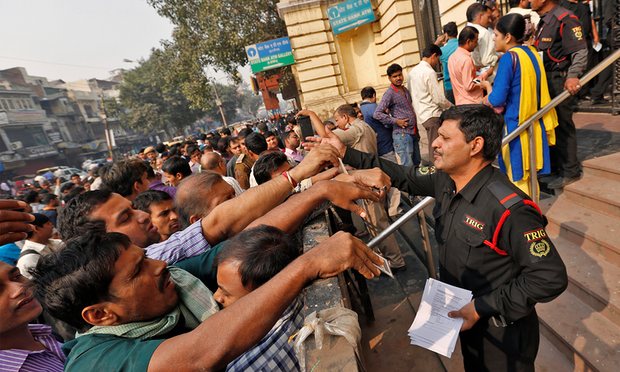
234,153,255,190
343,148,568,371
534,5,587,180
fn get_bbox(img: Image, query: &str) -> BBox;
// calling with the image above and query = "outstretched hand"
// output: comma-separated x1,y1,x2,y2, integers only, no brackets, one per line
304,231,382,280
302,126,346,158
289,143,340,182
322,180,379,219
0,200,35,245
335,168,391,199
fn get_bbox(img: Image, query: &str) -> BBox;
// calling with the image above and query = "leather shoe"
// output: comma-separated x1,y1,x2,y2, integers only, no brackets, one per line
538,174,559,184
547,174,582,189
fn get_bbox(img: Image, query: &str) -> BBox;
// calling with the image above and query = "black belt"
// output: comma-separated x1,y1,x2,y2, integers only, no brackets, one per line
488,314,513,328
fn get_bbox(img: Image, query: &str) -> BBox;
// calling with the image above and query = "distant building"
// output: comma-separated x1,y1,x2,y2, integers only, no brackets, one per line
0,68,60,175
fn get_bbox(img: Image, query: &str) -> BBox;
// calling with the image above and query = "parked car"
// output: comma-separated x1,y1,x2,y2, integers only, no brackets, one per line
54,167,87,180
82,158,109,171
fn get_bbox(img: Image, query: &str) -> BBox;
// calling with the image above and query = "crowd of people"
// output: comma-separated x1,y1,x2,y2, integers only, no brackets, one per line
0,0,612,371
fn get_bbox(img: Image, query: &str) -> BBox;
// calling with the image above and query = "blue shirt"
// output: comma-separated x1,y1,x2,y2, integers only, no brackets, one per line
145,219,210,264
360,101,393,156
0,243,21,265
440,38,458,91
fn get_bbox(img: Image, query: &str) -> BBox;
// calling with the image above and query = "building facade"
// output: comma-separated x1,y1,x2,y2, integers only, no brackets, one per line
276,0,475,115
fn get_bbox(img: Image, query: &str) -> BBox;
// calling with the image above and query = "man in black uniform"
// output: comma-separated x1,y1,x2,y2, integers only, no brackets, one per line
531,0,588,189
312,105,568,371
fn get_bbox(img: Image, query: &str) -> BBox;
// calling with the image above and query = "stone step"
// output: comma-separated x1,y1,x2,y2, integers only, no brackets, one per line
537,290,620,372
540,196,620,267
582,153,620,183
551,234,620,327
563,173,620,219
535,330,575,372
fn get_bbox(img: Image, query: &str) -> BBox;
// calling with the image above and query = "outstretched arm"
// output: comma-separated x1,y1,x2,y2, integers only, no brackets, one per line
201,144,341,245
149,232,382,371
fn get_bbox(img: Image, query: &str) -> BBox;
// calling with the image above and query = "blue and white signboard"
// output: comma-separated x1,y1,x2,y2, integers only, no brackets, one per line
327,0,376,35
245,37,295,74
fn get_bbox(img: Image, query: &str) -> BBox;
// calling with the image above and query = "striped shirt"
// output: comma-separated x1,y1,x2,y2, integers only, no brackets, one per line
373,84,418,136
145,219,210,264
0,324,65,372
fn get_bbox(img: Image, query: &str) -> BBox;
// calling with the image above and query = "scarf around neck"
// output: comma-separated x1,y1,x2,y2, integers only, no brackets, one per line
80,266,219,340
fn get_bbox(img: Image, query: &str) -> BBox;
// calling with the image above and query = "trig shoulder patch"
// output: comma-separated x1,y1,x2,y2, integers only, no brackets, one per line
524,227,551,257
523,227,547,242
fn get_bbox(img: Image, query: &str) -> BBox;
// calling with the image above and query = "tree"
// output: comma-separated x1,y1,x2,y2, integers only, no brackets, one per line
118,48,205,133
147,0,289,109
237,85,263,120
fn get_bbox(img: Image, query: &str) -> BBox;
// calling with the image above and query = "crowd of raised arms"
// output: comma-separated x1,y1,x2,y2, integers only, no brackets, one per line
0,0,612,370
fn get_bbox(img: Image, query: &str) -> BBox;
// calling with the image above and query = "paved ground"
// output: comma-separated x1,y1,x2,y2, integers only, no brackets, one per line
573,112,620,160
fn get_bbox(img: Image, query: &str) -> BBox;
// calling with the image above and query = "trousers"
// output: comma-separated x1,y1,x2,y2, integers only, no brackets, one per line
547,72,581,178
392,132,421,167
460,310,539,372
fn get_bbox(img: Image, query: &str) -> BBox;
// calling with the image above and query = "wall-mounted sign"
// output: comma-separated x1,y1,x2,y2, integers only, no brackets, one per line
327,0,376,35
245,37,295,74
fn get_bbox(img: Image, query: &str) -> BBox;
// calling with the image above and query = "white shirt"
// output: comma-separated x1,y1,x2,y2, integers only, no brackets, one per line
407,60,452,124
16,239,62,279
467,22,498,70
249,165,258,188
508,7,540,31
223,176,244,196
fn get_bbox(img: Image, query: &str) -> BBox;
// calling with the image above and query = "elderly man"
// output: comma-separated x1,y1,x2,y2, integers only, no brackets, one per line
309,105,568,371
201,152,243,196
31,229,381,371
174,172,237,229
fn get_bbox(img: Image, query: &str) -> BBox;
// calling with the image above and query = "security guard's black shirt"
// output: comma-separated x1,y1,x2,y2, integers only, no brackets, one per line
343,148,568,322
535,5,587,72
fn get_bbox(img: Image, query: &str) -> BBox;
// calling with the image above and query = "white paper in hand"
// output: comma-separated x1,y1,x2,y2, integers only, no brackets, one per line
408,278,472,357
373,252,394,278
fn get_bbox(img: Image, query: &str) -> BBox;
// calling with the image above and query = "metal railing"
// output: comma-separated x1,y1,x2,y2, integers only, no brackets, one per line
501,48,620,203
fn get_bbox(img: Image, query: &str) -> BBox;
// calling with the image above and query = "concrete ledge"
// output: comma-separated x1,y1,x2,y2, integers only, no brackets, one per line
300,213,361,372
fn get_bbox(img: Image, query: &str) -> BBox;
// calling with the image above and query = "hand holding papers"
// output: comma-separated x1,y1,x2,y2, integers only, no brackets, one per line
408,278,473,357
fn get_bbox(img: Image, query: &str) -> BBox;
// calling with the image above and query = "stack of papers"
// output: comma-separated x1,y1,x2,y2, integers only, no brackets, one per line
408,278,472,357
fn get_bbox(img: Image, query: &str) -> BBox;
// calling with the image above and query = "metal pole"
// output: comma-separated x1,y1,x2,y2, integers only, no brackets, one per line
368,196,434,250
211,82,228,128
528,124,538,203
99,93,114,161
417,210,437,278
502,48,620,146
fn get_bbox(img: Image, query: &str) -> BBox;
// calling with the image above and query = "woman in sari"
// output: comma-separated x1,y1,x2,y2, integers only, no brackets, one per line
481,13,558,196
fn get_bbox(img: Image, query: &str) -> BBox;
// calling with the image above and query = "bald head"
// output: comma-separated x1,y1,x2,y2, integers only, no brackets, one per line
174,171,235,228
201,152,225,176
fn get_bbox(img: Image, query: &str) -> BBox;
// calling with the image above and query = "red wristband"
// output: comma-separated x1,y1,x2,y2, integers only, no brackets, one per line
281,171,298,188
